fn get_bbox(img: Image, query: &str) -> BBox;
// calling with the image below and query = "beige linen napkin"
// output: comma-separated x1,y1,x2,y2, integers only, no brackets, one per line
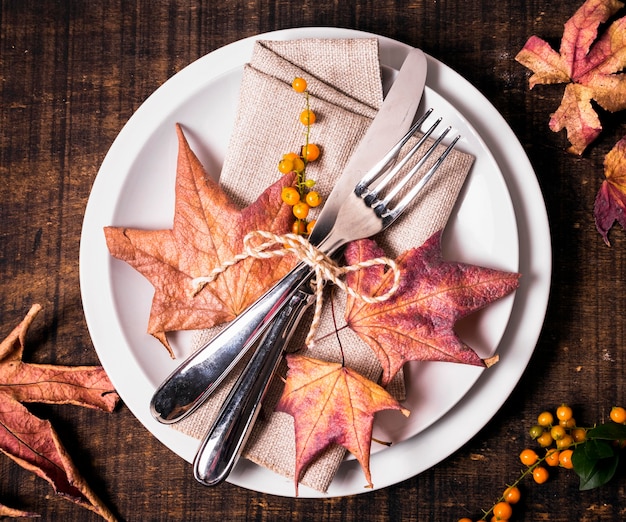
173,38,475,492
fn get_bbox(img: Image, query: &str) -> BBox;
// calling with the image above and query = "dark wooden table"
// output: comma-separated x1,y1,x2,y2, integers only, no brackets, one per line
1,1,625,520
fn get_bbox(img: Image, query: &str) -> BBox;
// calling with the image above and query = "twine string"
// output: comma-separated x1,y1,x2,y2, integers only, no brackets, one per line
190,230,401,347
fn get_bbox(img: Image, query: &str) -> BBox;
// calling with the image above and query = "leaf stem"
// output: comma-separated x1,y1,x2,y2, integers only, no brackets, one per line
329,287,346,366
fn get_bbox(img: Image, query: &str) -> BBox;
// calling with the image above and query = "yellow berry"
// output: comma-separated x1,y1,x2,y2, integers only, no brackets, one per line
283,151,300,161
550,425,566,440
305,190,322,207
545,448,560,467
610,406,626,424
278,158,294,174
292,77,307,93
572,428,587,442
503,485,521,504
493,501,513,520
291,220,307,235
559,449,574,469
556,434,574,450
519,448,538,466
536,431,553,448
528,424,544,439
302,143,320,162
281,186,300,206
292,201,310,220
306,219,316,235
292,156,305,172
537,411,554,427
532,466,549,484
556,404,573,422
300,109,316,125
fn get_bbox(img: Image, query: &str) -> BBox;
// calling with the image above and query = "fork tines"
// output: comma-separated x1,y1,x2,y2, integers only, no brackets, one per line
355,108,460,228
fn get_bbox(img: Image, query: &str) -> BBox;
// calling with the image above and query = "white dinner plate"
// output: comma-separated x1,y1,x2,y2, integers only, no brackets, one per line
79,28,550,498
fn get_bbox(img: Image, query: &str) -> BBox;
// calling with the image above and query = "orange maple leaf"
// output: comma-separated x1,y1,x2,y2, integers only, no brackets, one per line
275,354,409,494
516,0,626,154
0,503,39,518
594,135,626,244
344,232,520,386
0,305,119,520
105,124,297,356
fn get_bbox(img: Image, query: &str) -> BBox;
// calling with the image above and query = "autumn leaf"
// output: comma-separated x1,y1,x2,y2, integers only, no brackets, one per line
105,124,297,356
0,503,39,518
0,305,119,521
593,135,626,244
275,354,409,494
516,0,626,154
0,309,121,412
344,232,520,386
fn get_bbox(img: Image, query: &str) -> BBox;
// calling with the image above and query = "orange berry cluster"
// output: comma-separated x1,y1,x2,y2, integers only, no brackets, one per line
458,403,626,522
279,77,322,235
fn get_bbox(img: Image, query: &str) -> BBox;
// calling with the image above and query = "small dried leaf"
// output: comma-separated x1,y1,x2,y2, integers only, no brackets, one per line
549,83,601,155
0,502,40,518
0,306,118,412
594,135,626,244
0,392,115,520
276,354,409,495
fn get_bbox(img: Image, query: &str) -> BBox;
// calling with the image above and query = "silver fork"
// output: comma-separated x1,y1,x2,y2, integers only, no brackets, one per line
193,114,460,486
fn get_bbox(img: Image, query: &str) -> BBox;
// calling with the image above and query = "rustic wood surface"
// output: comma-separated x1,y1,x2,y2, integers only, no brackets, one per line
1,1,625,520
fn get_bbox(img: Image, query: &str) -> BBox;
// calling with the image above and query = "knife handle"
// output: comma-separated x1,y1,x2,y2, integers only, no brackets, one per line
149,261,314,424
193,288,314,486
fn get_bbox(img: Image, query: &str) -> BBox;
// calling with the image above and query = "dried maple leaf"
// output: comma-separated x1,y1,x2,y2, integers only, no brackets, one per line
105,124,297,356
275,354,409,494
0,305,119,520
516,0,626,154
344,232,520,386
0,502,39,518
594,135,626,244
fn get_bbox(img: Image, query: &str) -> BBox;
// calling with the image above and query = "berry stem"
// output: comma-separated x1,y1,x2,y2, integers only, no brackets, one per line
297,91,312,198
480,459,542,519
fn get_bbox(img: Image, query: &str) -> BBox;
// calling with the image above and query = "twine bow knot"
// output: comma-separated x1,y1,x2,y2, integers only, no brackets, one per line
191,230,401,346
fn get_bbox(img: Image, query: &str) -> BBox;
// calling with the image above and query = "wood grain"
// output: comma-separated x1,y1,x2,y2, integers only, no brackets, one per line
1,0,625,520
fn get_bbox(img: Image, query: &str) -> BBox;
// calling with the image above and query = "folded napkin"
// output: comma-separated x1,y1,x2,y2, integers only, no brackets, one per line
173,38,475,492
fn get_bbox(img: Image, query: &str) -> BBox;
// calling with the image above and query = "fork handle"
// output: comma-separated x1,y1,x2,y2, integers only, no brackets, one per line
150,261,315,424
193,287,315,486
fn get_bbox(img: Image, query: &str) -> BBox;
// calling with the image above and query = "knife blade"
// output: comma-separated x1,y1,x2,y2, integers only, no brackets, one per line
308,48,428,247
150,47,428,425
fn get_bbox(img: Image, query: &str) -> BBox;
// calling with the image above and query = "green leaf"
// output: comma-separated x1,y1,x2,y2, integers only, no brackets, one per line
587,422,626,440
572,439,619,491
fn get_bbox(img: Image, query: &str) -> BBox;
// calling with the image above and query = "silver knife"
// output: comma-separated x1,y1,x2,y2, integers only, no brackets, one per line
150,47,428,425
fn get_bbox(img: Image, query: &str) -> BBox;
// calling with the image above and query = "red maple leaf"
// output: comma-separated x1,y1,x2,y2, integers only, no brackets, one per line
344,232,520,385
516,0,626,154
275,354,409,494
